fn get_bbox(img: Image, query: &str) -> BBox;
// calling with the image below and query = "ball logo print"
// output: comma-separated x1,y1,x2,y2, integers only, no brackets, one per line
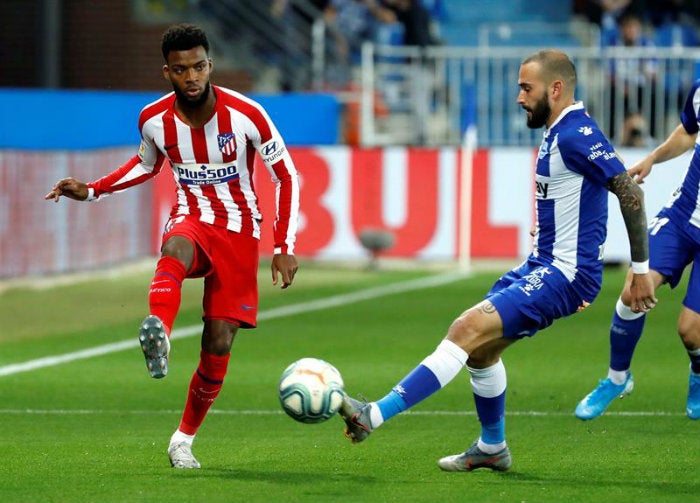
278,358,345,424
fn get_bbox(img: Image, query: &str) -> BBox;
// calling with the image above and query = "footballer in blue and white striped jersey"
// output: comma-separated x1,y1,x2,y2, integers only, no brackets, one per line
338,51,656,467
532,101,626,304
660,79,700,234
575,79,700,421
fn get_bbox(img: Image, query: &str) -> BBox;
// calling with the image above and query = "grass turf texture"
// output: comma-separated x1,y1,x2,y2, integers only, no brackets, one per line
1,261,698,502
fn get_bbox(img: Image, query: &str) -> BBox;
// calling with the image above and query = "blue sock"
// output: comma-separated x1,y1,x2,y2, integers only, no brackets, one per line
609,298,646,371
474,392,506,444
376,340,468,422
470,361,507,445
377,365,440,421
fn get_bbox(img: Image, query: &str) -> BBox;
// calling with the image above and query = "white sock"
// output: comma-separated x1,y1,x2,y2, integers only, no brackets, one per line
477,438,506,454
607,368,628,385
421,339,469,385
369,403,384,428
170,429,195,447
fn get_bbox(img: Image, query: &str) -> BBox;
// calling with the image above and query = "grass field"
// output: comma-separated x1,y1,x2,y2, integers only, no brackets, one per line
1,260,698,503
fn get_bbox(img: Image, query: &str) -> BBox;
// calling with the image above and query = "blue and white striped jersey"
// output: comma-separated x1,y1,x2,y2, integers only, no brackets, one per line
665,79,700,233
532,102,626,302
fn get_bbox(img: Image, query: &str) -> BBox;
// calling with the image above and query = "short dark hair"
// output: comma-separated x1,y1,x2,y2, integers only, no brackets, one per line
522,49,577,90
161,23,210,61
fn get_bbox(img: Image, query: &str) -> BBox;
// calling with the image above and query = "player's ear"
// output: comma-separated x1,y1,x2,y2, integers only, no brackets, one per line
162,65,170,82
550,80,563,99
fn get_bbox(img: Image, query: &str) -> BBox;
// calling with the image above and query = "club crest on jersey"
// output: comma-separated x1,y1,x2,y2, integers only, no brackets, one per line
217,133,237,156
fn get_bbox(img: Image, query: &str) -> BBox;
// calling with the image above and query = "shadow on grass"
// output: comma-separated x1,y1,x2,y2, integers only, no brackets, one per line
501,470,698,497
170,466,376,485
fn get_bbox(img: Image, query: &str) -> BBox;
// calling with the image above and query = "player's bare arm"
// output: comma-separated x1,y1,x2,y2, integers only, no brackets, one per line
629,125,697,184
44,177,89,202
272,254,298,289
607,171,657,312
627,157,655,184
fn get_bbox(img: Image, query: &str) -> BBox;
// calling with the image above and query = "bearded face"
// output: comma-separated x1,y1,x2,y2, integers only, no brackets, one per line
524,91,551,129
172,81,211,108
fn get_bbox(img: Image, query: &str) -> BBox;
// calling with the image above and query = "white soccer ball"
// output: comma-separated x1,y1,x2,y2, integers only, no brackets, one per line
279,357,345,424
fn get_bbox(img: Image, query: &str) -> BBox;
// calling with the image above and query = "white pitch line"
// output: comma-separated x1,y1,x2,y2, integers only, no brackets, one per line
0,272,465,378
0,408,686,417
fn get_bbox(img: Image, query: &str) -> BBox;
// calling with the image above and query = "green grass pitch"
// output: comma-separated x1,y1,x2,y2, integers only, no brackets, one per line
1,261,698,503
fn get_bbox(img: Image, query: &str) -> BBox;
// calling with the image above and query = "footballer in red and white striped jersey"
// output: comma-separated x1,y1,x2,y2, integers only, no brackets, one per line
86,85,299,255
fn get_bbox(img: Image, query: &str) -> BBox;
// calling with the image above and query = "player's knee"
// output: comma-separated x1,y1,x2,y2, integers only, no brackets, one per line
677,318,700,350
203,337,233,356
447,310,484,352
161,236,194,270
202,321,237,355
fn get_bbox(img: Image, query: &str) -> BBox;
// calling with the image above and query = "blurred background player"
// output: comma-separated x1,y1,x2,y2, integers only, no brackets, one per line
575,79,700,421
338,49,656,471
44,23,300,468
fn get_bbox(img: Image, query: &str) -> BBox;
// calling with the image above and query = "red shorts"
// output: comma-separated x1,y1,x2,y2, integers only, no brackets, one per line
163,216,259,328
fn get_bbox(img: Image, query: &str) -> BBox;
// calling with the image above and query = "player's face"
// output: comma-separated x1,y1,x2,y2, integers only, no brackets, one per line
517,62,551,129
163,46,213,107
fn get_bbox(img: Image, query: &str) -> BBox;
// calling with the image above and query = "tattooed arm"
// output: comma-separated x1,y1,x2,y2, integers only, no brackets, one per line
607,171,657,312
606,171,648,264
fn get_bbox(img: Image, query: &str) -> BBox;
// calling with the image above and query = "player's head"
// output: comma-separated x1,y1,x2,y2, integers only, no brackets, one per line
161,24,213,107
161,23,210,61
518,49,577,129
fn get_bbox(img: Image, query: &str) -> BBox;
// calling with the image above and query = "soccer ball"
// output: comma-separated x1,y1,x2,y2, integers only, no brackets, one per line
278,357,345,424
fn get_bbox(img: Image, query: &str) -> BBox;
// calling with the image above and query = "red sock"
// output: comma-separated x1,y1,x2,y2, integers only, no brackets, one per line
178,350,231,435
148,256,186,335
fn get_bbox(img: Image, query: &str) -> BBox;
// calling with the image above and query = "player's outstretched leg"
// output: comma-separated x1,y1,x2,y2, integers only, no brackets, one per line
138,314,170,378
438,440,512,472
339,340,468,444
687,367,700,420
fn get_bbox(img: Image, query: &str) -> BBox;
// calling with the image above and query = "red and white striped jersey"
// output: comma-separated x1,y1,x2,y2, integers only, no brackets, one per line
87,86,299,255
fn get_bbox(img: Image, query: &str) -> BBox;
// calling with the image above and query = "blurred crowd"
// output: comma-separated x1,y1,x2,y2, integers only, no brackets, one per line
573,1,700,145
575,0,700,47
265,0,446,91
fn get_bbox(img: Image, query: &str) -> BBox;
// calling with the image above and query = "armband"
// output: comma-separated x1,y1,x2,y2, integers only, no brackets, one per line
631,260,649,274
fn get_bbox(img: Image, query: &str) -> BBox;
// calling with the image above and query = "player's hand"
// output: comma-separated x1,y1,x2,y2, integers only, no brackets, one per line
627,272,658,313
271,254,298,289
45,177,89,202
627,158,654,185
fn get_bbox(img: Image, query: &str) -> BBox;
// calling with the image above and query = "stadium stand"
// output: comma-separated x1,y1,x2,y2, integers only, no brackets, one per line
439,0,576,47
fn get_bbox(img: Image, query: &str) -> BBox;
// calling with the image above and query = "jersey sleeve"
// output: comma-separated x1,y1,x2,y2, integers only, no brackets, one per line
86,131,165,200
680,79,700,135
558,124,625,186
249,105,300,255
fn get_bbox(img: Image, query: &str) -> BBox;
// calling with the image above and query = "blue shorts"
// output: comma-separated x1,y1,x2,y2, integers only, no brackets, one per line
649,210,700,312
487,258,590,339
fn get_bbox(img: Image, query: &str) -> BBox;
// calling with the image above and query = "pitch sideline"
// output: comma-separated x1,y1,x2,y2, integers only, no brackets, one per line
0,272,465,378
